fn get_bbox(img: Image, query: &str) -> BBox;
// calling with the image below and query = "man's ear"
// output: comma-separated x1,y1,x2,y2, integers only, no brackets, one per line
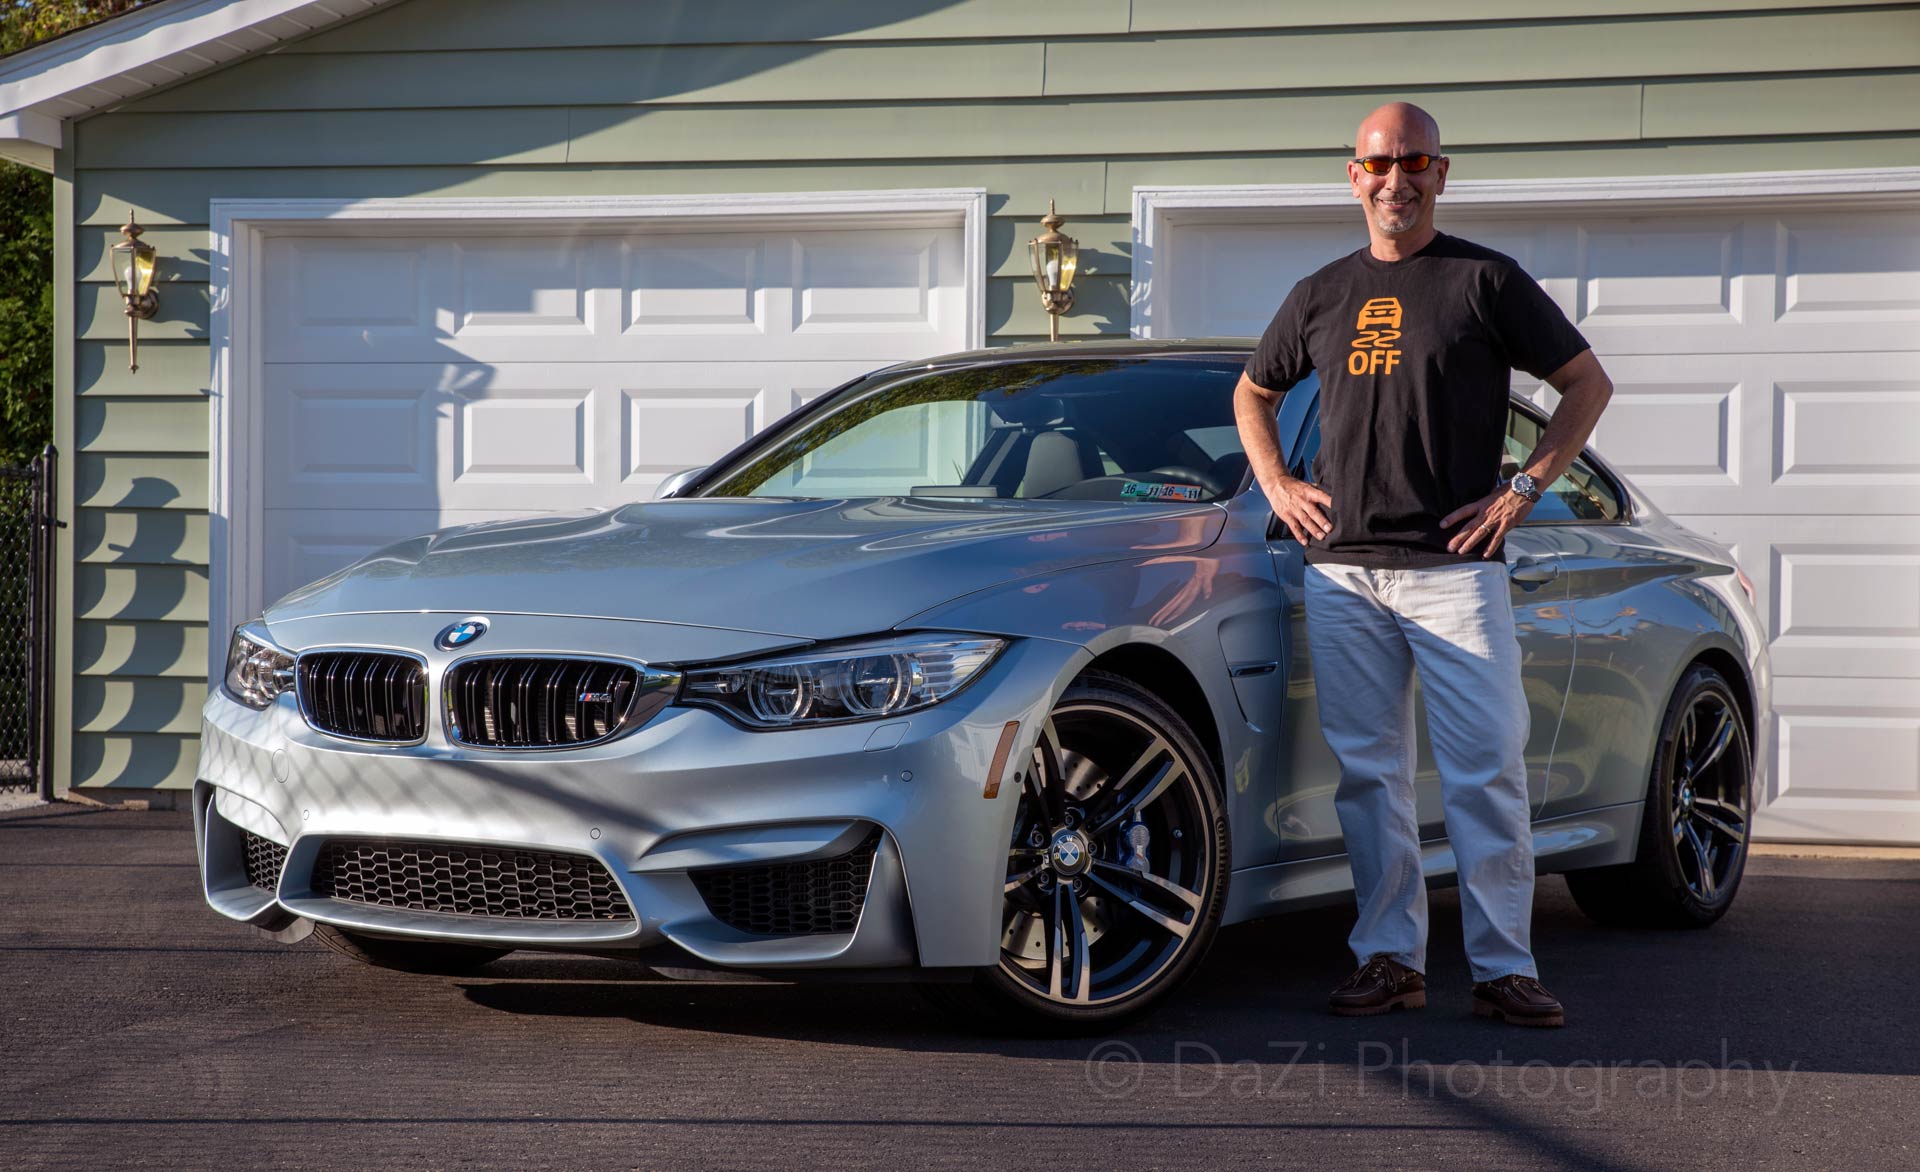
1433,157,1449,195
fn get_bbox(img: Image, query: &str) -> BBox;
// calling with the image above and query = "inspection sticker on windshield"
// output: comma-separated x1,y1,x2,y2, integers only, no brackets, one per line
1121,481,1206,502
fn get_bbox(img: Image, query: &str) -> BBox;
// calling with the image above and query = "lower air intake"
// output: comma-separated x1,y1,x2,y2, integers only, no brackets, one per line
311,839,633,921
689,828,882,936
241,829,288,893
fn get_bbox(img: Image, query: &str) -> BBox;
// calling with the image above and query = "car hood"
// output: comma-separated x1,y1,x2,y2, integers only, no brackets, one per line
264,496,1228,641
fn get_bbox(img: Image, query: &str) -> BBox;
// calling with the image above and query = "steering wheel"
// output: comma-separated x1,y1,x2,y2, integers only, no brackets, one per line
1143,464,1229,496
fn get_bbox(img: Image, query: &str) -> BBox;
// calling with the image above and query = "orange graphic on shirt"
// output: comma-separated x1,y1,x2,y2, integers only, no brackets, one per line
1349,296,1403,376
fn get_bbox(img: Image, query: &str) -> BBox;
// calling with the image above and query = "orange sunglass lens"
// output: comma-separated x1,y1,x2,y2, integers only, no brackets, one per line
1360,154,1433,175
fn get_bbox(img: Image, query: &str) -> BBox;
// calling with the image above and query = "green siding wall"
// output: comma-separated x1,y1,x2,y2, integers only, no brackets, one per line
57,0,1920,788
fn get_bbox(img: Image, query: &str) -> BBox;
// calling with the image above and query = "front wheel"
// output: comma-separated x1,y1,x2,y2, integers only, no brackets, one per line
1566,662,1753,929
313,922,512,975
920,670,1230,1034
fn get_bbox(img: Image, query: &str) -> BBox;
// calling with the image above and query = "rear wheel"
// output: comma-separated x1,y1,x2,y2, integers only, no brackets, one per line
920,671,1229,1034
1566,662,1752,928
313,922,512,975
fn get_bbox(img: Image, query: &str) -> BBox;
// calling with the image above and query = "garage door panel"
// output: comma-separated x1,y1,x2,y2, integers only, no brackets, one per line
453,384,596,488
265,237,449,360
625,236,766,334
264,366,435,506
1774,212,1920,323
452,236,602,337
1758,676,1920,846
1575,223,1742,329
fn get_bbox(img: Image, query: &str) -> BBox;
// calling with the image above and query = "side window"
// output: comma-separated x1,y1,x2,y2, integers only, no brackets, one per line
1504,405,1623,522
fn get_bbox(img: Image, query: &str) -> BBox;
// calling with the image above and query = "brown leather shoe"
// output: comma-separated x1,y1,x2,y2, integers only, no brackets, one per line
1471,975,1565,1028
1328,954,1427,1017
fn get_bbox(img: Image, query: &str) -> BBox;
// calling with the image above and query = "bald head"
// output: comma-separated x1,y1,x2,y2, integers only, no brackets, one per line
1354,102,1441,157
1346,102,1449,258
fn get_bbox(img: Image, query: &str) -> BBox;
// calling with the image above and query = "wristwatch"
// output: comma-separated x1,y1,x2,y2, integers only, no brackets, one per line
1508,472,1544,503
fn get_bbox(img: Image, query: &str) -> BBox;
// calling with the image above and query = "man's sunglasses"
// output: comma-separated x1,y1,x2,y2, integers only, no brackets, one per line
1353,153,1446,175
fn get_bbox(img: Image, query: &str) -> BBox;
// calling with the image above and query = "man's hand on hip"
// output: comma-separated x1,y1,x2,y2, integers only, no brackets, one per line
1442,488,1534,557
1266,475,1334,545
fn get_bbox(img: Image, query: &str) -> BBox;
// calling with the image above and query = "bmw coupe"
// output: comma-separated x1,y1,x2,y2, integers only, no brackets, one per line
195,340,1767,1031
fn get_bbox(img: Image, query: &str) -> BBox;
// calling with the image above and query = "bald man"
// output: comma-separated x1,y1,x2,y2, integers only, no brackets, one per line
1234,102,1613,1028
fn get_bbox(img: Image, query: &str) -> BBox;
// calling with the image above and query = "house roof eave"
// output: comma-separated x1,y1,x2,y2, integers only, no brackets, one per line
0,0,402,170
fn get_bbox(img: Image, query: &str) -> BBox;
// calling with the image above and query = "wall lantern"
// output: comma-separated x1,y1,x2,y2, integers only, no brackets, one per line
1027,199,1078,342
110,210,160,372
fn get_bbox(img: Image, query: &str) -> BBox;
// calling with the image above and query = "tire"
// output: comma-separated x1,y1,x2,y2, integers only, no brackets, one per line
1565,661,1753,929
918,670,1231,1035
313,922,512,975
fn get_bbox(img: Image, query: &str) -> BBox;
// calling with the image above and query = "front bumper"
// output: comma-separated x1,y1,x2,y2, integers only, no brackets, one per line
195,629,1086,970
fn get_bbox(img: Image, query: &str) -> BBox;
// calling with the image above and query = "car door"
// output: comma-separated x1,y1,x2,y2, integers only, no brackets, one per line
1262,388,1575,861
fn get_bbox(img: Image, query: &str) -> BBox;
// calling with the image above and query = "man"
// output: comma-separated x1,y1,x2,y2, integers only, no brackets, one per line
1234,102,1614,1028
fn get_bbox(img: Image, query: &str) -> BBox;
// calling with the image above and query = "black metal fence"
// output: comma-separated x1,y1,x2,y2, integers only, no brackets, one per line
1,447,58,799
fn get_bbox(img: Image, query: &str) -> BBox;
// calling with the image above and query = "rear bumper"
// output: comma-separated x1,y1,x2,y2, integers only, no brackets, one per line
194,634,1086,969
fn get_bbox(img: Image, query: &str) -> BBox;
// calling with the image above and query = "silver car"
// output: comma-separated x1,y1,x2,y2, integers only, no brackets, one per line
195,340,1767,1032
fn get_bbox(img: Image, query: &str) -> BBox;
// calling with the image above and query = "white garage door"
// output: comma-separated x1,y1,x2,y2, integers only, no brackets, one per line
257,221,969,605
1160,203,1920,844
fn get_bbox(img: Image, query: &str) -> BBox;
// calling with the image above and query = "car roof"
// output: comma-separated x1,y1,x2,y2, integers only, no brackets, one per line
873,337,1257,373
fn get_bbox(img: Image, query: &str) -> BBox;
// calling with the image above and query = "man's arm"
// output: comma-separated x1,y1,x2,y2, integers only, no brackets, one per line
1234,371,1332,544
1518,349,1613,489
1442,349,1614,557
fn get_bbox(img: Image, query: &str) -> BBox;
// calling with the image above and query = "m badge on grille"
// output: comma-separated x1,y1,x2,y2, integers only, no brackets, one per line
435,617,489,650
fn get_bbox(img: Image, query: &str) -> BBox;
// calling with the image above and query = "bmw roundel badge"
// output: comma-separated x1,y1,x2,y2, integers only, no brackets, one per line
436,617,489,651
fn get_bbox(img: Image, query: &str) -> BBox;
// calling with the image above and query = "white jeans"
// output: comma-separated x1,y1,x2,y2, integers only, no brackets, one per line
1304,560,1537,983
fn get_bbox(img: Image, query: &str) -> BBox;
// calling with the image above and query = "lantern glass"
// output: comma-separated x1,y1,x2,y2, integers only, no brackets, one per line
129,244,156,298
1030,238,1079,295
112,242,157,299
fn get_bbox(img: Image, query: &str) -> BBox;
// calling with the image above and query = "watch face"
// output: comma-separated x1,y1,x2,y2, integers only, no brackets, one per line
1513,473,1538,497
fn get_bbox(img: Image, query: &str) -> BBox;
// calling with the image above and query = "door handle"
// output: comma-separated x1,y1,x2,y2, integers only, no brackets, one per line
1508,556,1561,584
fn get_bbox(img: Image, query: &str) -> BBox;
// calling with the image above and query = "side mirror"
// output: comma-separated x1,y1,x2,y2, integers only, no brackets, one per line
655,466,707,500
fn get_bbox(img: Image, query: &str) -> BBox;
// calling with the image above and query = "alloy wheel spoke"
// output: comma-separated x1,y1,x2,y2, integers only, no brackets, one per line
1046,883,1066,1000
1090,756,1184,838
1085,869,1193,940
1085,738,1170,830
1093,858,1204,911
1023,743,1064,830
1682,821,1716,897
1691,806,1746,844
1005,863,1046,894
1065,888,1093,1003
1690,703,1737,777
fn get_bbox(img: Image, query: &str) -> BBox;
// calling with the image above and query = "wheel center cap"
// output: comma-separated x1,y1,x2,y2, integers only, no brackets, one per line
1680,787,1694,811
1050,828,1090,876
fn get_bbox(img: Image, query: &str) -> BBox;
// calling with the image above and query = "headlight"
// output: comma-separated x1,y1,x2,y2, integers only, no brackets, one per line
224,623,295,709
677,633,1005,729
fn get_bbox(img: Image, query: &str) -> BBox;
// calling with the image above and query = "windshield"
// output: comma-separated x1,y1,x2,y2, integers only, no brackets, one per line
699,357,1252,503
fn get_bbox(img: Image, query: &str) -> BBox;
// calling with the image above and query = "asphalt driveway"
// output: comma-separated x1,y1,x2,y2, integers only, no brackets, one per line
2,802,1915,1171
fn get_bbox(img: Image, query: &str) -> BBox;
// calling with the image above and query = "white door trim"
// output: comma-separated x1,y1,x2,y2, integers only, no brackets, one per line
1130,166,1920,338
205,188,989,679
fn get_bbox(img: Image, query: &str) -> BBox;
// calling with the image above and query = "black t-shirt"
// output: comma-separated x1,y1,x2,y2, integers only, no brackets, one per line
1246,231,1590,569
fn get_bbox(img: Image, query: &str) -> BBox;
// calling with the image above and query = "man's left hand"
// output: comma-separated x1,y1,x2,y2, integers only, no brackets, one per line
1442,487,1534,557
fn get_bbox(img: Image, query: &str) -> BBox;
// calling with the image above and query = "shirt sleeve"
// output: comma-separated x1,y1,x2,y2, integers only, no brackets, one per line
1244,282,1315,393
1489,264,1590,381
